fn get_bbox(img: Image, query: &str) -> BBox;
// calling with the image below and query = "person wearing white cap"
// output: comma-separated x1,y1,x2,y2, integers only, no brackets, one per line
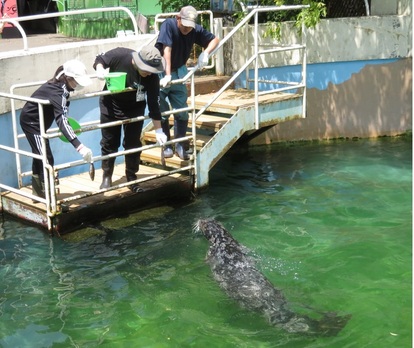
94,45,167,193
20,59,93,200
155,5,220,160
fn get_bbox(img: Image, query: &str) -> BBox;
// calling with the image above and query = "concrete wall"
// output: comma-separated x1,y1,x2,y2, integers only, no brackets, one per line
223,15,412,70
0,9,412,144
0,34,157,114
221,12,412,143
0,34,158,189
371,0,411,16
248,58,412,144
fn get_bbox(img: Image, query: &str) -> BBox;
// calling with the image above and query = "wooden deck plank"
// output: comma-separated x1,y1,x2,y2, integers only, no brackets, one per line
141,148,191,168
3,163,184,212
143,130,211,149
191,89,302,113
166,114,229,131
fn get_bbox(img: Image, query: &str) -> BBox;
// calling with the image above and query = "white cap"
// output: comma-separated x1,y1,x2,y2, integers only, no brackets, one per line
63,59,92,87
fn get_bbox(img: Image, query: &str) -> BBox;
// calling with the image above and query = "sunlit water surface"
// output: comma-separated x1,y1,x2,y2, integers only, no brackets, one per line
0,137,411,348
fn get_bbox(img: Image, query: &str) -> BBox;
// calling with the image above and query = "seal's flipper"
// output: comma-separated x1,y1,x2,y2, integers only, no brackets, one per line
316,312,352,337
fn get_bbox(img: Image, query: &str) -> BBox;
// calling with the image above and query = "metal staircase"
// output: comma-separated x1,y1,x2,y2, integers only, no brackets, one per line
141,4,309,190
141,84,304,190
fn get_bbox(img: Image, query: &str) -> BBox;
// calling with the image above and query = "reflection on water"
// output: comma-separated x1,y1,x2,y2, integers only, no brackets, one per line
0,137,411,347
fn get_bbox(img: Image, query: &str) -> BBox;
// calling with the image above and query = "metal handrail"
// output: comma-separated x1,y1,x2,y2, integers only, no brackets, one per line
0,7,139,51
0,5,308,231
194,5,308,129
0,84,194,229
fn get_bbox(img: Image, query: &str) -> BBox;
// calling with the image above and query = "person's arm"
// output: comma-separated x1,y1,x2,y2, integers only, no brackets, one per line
152,119,162,130
50,88,93,161
160,45,173,87
197,31,220,68
145,75,167,144
50,89,81,149
94,63,109,80
163,46,173,76
204,37,220,56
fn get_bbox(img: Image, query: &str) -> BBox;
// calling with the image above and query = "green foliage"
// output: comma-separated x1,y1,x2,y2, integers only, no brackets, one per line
156,0,326,41
157,0,210,12
294,1,327,30
261,0,327,40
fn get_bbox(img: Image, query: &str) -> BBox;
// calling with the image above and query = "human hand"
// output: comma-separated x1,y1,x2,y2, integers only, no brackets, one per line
77,144,93,163
197,52,209,68
155,128,167,145
96,65,109,80
160,75,172,88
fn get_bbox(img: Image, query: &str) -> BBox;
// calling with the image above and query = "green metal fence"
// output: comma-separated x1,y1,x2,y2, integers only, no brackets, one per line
64,0,138,18
57,1,139,38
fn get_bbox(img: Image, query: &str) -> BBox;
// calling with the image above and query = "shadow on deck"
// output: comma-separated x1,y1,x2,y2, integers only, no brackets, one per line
0,163,192,235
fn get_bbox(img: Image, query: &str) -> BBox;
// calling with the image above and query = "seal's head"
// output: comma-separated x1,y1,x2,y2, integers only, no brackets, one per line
195,218,230,245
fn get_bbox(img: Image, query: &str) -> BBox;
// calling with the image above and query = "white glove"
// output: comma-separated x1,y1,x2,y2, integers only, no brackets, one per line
77,144,93,163
96,65,109,80
155,128,167,145
160,75,172,88
197,51,209,68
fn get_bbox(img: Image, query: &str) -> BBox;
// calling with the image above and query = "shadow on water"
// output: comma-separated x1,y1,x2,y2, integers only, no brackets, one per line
0,136,411,347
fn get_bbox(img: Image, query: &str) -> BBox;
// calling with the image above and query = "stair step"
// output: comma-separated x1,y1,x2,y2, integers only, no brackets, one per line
143,130,211,150
141,147,190,169
190,89,302,114
187,75,234,95
166,114,229,132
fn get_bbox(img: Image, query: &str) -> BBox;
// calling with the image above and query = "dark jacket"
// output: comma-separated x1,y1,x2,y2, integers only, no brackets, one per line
20,81,81,148
94,47,162,120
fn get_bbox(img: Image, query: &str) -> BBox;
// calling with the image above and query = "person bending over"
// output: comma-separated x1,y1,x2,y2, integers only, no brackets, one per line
20,59,92,200
94,45,167,192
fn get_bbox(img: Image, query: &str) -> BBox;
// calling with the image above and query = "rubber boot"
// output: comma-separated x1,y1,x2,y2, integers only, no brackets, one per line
125,154,143,193
185,141,193,155
100,158,115,189
32,174,45,201
174,119,189,160
161,119,173,158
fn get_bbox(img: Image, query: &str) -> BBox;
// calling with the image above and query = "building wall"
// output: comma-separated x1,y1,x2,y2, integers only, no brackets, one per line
0,34,156,114
0,8,412,150
0,35,155,189
249,58,412,144
222,12,412,143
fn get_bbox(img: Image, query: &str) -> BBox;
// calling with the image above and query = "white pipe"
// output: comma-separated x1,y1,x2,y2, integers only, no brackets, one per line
364,0,370,16
214,18,225,76
0,18,28,50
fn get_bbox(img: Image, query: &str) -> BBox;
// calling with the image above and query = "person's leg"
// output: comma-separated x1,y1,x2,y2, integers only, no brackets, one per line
100,113,121,189
168,83,190,160
25,132,54,199
123,119,144,192
159,88,173,158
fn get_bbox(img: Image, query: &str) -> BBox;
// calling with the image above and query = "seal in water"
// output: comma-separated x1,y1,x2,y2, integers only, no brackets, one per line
196,218,351,336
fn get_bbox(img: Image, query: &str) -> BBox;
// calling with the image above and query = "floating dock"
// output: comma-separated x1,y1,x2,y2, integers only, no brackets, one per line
0,163,192,235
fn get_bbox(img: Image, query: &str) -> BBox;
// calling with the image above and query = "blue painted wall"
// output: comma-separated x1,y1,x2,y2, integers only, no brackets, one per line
1,97,101,189
236,58,398,91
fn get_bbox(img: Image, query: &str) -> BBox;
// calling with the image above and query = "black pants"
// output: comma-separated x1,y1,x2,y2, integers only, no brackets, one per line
100,113,144,180
24,132,54,180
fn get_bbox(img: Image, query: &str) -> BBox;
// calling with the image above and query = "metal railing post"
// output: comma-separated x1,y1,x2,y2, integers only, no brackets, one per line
254,10,259,130
0,7,140,51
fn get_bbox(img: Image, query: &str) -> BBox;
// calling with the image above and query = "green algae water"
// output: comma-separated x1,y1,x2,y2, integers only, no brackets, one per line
0,137,411,348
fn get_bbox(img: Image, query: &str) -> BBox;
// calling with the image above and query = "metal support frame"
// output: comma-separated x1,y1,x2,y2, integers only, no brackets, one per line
0,7,140,51
0,4,309,230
